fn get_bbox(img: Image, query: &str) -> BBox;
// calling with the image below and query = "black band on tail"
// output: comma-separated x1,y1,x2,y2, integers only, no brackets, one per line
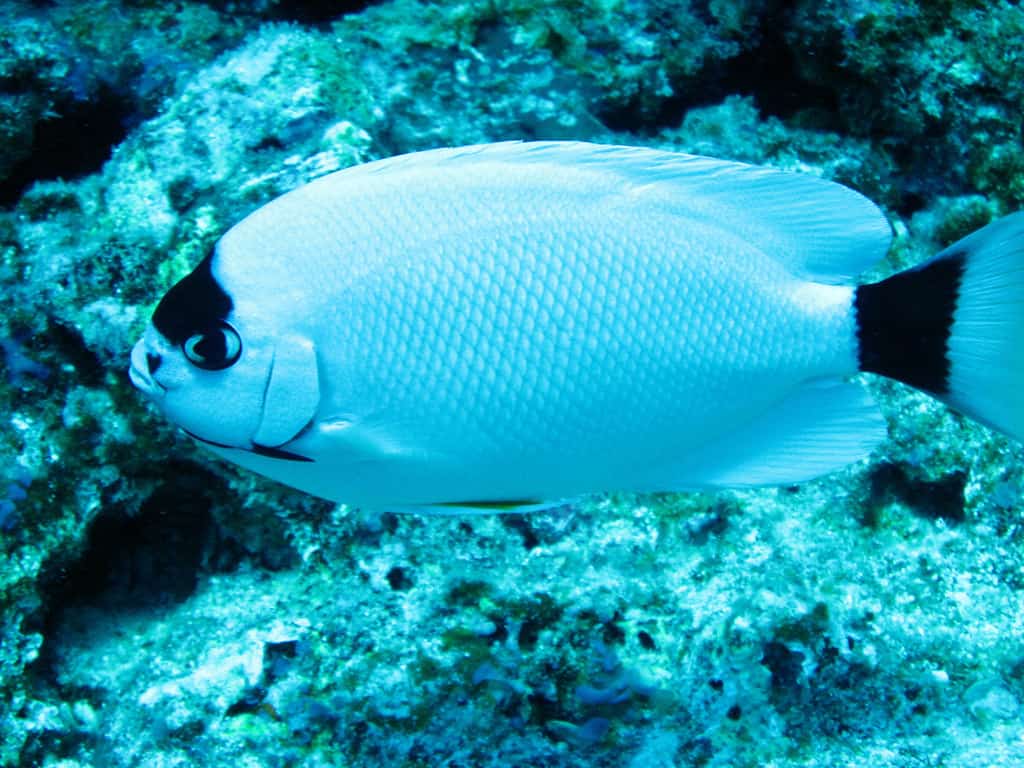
854,251,966,395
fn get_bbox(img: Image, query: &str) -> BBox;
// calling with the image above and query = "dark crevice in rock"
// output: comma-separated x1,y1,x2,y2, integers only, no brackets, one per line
762,640,805,697
267,0,376,27
863,461,967,526
27,463,238,691
720,30,841,128
600,17,839,136
12,470,245,753
49,463,228,610
0,85,135,208
48,321,105,389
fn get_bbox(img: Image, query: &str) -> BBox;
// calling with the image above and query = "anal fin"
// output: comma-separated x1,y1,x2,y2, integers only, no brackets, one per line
666,379,885,489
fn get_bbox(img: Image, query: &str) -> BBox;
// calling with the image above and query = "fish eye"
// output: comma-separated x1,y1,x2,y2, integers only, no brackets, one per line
182,321,242,371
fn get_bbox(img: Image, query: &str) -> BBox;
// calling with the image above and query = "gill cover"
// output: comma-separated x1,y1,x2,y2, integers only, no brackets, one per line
253,334,320,447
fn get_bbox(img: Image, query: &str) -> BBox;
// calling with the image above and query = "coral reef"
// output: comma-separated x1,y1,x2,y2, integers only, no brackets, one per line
0,0,1022,766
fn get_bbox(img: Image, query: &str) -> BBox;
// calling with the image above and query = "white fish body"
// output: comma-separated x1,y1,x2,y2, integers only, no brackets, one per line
129,142,1024,510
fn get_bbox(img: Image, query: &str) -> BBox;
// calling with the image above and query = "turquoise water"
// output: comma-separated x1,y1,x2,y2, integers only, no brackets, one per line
1,1,1023,766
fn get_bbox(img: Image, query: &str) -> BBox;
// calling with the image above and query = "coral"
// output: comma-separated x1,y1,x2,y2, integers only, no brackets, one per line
0,0,261,205
785,1,1024,212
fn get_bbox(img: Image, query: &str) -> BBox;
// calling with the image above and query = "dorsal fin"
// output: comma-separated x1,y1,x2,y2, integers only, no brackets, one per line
336,141,893,283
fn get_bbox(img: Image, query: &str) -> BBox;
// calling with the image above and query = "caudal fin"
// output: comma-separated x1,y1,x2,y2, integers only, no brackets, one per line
854,212,1024,442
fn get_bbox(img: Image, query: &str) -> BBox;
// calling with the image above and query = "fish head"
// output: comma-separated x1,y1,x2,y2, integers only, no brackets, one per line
129,250,320,455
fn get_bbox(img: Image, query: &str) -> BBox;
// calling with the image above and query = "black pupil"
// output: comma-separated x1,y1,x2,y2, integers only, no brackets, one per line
194,329,226,363
184,323,240,370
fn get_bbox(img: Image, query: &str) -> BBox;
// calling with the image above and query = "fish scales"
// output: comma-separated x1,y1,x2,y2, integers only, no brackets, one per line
223,172,847,497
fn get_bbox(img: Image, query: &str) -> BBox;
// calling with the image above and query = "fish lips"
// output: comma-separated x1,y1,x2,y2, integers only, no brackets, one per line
128,340,164,396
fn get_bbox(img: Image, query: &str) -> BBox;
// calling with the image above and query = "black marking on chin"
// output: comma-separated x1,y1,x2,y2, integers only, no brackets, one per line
251,443,314,462
854,249,967,395
183,429,314,463
153,249,233,345
183,428,233,450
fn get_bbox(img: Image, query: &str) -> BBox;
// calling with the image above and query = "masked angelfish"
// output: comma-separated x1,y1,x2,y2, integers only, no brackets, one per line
129,142,1024,513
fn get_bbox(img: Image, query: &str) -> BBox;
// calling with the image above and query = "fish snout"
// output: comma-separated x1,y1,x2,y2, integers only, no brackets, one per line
129,340,164,396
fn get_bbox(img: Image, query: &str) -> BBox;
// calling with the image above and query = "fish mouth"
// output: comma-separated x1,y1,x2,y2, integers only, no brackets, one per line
129,341,164,396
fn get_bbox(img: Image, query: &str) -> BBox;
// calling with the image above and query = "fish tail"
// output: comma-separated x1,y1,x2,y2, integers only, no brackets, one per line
854,212,1024,442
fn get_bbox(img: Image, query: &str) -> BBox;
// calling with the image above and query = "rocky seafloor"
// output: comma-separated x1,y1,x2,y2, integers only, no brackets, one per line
1,1,1023,766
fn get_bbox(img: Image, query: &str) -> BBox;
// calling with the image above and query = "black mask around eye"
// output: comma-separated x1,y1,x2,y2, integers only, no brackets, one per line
183,321,243,370
153,249,234,346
